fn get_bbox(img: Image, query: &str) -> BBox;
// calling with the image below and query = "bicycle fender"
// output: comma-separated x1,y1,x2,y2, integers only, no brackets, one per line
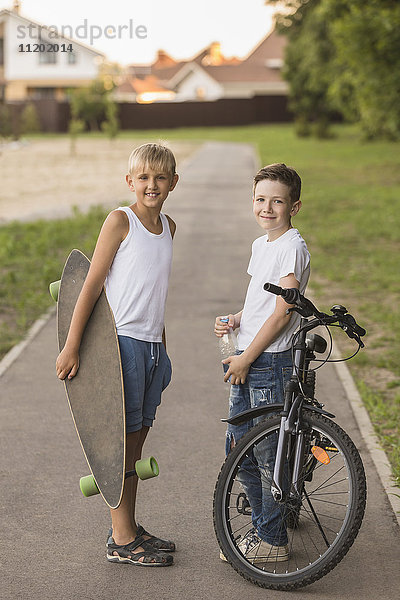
222,403,335,426
303,404,335,418
222,404,284,426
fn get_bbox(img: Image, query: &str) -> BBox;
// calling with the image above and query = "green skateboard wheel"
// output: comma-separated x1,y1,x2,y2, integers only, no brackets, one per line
80,474,100,497
135,456,159,480
49,279,61,302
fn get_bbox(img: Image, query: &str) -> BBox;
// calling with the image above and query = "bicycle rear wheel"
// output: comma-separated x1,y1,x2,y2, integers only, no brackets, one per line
213,412,366,590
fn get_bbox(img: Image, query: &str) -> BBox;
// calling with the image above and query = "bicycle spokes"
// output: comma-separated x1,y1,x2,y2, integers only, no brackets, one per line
215,414,366,588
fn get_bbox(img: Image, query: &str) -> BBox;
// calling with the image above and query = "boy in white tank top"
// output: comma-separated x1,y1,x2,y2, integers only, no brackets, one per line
56,143,179,566
214,163,310,563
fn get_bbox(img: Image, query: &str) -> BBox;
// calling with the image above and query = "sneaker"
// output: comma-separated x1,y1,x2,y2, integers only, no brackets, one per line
238,530,289,563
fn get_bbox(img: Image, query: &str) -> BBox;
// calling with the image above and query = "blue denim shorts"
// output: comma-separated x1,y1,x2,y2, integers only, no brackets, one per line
118,336,172,433
225,349,292,455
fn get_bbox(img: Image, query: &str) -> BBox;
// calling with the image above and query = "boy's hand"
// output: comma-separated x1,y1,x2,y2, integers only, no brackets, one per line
222,354,251,385
214,314,235,337
56,346,80,380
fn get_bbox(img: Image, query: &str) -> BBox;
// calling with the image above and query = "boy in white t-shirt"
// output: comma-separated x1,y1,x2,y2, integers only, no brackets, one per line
214,163,310,562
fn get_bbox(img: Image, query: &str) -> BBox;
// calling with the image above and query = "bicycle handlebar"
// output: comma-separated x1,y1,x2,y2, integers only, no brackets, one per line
263,283,323,319
263,282,366,344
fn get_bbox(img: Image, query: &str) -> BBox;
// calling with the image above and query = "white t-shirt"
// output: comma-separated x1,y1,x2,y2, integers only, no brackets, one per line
237,228,310,353
104,207,172,342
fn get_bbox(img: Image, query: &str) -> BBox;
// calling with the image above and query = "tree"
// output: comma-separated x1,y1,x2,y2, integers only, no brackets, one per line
329,0,400,140
101,100,119,140
68,78,117,132
267,0,400,139
68,118,85,156
268,0,342,138
68,80,106,132
67,77,119,153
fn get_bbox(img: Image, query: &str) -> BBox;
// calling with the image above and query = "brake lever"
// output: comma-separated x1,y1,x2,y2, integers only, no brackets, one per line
351,332,365,348
342,325,365,348
286,305,314,318
343,314,366,337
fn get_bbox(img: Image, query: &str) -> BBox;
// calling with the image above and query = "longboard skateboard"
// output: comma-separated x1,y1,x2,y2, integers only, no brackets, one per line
50,249,158,509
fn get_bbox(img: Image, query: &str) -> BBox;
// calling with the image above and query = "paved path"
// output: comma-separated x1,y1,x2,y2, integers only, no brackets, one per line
1,142,399,599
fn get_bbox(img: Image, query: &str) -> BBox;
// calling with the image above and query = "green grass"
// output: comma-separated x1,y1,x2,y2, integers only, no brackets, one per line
3,124,400,486
358,382,400,486
0,206,109,356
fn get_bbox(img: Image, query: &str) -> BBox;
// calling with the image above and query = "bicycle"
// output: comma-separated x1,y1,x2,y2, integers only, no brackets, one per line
213,283,367,590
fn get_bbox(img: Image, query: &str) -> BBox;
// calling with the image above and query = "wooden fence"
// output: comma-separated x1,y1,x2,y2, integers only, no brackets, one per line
5,95,291,133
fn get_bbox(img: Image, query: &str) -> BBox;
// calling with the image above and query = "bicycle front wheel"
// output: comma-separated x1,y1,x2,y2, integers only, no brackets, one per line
213,412,366,590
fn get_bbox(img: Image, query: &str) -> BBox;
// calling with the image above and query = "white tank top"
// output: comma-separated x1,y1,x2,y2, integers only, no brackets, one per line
104,207,173,342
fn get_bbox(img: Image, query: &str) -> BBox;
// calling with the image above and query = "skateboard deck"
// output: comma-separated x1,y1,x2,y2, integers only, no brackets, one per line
57,249,125,509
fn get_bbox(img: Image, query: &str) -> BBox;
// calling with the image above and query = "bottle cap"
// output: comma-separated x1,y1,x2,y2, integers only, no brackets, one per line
221,317,229,323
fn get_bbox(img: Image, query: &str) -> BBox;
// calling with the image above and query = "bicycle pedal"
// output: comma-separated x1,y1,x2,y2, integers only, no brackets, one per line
236,492,252,515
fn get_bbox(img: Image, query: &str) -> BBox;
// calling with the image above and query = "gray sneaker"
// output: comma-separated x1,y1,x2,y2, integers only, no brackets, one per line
238,530,289,563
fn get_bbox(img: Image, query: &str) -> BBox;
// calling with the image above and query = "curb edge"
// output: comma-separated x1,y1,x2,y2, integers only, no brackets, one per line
333,342,400,528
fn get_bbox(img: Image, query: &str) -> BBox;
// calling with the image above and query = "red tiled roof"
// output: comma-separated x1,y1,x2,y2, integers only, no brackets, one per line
127,28,286,90
116,76,170,94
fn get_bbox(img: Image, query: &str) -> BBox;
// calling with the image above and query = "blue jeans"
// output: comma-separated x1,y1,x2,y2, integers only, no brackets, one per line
226,350,292,546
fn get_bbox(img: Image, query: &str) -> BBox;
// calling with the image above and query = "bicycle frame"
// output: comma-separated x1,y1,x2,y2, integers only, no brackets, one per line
271,317,326,503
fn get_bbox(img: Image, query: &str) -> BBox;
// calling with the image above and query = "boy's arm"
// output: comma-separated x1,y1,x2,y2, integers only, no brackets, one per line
223,273,299,385
161,215,176,353
165,214,176,238
56,210,128,380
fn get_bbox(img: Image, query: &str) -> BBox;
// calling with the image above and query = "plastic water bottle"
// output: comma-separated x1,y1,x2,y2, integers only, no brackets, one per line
219,317,237,373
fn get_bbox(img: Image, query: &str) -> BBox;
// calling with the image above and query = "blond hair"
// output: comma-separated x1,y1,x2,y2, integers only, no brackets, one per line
128,142,176,179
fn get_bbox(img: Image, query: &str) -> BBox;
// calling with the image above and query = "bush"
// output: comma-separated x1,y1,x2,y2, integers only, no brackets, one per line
0,104,13,138
19,103,41,134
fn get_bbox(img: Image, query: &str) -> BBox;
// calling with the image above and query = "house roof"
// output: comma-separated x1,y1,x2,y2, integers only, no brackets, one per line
125,27,287,95
242,28,286,65
191,42,240,67
116,75,170,95
128,43,240,84
199,61,282,84
166,30,287,88
0,8,105,57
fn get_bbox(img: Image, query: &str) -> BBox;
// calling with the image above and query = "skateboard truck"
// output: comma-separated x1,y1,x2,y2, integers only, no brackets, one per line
79,456,159,498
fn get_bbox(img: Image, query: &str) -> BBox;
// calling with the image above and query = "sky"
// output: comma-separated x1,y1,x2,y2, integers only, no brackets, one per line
0,0,279,65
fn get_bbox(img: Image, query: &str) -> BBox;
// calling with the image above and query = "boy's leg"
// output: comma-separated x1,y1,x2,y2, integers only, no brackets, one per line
108,338,174,564
248,351,292,546
226,379,264,531
129,426,150,531
110,426,149,547
113,336,149,544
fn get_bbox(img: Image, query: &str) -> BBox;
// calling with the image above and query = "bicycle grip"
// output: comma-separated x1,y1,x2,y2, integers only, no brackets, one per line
264,283,300,305
263,283,283,295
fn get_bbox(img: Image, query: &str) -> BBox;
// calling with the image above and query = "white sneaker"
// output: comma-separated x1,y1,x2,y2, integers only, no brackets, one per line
238,530,289,563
